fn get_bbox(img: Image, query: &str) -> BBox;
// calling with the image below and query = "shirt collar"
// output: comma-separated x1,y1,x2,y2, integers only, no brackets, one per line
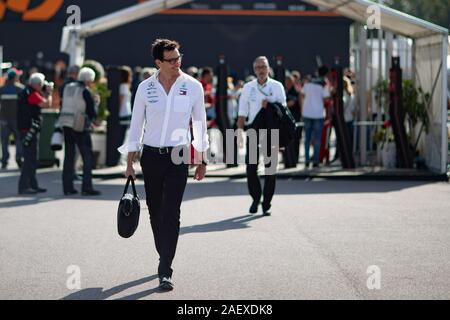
256,77,270,88
153,70,186,83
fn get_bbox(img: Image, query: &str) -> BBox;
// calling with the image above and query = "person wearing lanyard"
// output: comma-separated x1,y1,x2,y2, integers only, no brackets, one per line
237,56,287,216
119,39,209,291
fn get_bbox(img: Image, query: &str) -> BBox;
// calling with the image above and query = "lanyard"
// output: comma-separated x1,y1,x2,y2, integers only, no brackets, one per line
257,82,270,97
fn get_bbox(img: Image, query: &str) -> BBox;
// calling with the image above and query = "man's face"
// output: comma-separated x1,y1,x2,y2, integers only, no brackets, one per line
30,82,43,91
157,49,182,76
254,59,269,82
285,77,293,89
202,73,213,84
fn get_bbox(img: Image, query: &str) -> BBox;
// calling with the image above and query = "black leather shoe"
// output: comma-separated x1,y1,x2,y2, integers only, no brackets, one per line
262,204,272,216
19,188,37,195
249,201,259,214
159,276,174,291
64,190,78,196
1,163,7,170
33,187,47,193
82,189,101,196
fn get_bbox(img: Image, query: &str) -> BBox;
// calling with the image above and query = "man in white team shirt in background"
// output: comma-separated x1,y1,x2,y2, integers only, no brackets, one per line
119,39,209,291
301,66,331,168
237,56,287,216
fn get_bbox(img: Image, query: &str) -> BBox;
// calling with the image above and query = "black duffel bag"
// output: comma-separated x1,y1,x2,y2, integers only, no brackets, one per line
117,176,140,238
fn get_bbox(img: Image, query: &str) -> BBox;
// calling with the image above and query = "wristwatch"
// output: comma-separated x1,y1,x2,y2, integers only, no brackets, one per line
201,160,208,166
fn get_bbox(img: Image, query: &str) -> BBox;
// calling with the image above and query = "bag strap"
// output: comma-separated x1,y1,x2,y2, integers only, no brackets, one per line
123,176,137,197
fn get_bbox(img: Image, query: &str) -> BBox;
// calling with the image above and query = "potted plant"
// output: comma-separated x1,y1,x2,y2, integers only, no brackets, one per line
374,121,396,168
374,79,430,168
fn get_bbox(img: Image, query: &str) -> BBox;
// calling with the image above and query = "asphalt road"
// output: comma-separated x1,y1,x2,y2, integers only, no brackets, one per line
1,168,450,300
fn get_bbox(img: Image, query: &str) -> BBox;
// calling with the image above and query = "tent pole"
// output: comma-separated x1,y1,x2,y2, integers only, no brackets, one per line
441,35,448,173
359,26,368,165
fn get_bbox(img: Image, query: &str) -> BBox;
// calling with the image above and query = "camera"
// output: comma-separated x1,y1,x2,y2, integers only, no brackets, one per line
42,80,54,93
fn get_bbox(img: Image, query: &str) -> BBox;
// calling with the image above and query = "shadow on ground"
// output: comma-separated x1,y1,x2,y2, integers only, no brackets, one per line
62,274,165,300
0,169,438,209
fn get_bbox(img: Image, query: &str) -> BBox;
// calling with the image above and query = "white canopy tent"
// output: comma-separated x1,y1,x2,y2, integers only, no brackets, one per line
60,0,448,173
302,0,448,173
60,0,192,66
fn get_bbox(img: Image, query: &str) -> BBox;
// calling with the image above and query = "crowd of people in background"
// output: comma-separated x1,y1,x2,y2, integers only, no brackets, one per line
0,58,359,195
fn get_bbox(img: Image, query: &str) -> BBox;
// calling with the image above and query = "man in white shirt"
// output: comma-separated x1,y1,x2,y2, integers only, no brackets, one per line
237,56,287,216
301,66,331,167
119,39,209,291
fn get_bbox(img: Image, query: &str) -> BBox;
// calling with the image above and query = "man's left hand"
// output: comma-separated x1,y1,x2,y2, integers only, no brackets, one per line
194,164,206,181
262,99,268,109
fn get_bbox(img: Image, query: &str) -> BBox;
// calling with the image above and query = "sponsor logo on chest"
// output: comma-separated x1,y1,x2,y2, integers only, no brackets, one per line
179,82,188,96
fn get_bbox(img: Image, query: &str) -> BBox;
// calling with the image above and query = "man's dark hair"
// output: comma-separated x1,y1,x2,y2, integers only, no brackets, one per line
201,67,213,78
120,66,132,84
318,66,329,77
151,39,180,61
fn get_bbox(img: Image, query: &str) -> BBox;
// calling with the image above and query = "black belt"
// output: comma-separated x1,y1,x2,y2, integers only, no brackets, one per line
143,145,175,155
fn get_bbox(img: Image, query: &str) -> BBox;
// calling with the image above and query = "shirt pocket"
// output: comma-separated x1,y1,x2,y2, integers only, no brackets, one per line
173,96,190,113
249,97,259,111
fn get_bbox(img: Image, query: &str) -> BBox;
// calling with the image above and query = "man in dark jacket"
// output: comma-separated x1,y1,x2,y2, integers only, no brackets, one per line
17,73,52,194
0,68,24,169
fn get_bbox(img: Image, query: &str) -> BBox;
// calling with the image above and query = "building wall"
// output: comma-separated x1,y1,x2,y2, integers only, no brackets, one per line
0,0,352,78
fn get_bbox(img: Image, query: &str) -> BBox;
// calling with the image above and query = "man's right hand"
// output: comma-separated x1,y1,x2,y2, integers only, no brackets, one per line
236,117,246,149
238,131,244,149
125,165,136,180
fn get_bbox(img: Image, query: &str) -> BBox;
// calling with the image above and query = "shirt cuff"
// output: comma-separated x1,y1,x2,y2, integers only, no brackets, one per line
117,141,142,155
192,138,210,153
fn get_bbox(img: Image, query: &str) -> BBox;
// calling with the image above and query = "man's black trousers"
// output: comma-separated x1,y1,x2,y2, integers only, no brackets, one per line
245,129,277,209
18,132,38,192
62,127,94,193
140,147,188,279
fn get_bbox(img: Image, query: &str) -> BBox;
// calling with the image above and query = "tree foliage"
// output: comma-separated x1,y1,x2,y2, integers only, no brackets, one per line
384,0,450,29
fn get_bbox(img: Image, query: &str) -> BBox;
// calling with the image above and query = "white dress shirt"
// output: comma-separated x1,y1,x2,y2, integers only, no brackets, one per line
118,71,209,154
238,78,286,124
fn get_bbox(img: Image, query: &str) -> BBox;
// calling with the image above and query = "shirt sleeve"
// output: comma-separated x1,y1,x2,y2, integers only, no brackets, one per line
238,86,249,118
191,85,210,152
119,83,128,96
27,91,45,106
117,85,146,154
83,89,96,120
277,82,287,107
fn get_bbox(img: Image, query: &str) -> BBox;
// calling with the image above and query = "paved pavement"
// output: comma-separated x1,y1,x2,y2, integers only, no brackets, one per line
1,160,450,300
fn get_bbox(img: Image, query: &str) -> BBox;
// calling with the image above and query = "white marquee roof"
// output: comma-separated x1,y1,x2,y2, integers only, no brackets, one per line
302,0,448,39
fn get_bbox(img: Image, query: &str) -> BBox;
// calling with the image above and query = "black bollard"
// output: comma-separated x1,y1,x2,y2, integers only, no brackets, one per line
106,66,122,167
331,59,355,169
389,57,414,168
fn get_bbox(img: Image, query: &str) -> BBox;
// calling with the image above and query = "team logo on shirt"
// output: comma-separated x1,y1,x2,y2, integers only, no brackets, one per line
146,82,158,103
147,82,157,96
179,82,188,96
